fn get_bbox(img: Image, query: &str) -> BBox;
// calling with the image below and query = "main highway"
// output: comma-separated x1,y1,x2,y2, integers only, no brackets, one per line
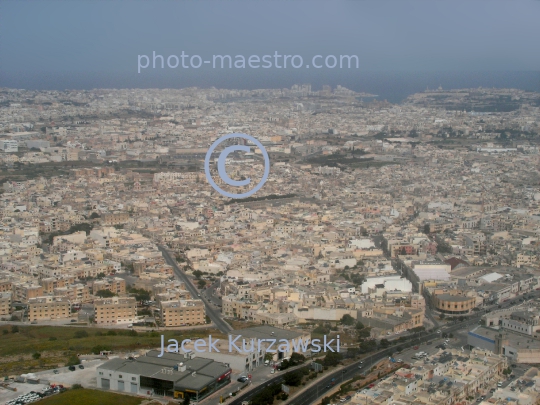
158,245,233,334
228,290,540,405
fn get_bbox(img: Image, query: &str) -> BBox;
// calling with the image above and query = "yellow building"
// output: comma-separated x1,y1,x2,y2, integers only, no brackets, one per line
160,299,206,327
94,297,137,325
28,296,70,322
433,293,476,315
92,277,126,296
0,292,11,317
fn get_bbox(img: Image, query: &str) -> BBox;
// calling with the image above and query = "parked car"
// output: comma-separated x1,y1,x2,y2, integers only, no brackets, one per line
53,369,59,374
78,364,84,369
237,376,248,383
68,366,76,371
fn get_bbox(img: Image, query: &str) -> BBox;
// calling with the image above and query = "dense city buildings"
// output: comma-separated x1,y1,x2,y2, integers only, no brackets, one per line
0,84,539,403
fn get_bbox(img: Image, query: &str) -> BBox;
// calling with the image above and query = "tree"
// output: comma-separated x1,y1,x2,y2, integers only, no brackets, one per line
11,325,19,333
290,352,305,365
283,370,303,386
91,345,111,354
355,321,365,330
264,353,274,362
423,224,431,234
379,338,390,348
280,359,290,370
357,328,371,339
197,279,206,289
128,287,151,302
359,340,377,354
323,352,342,367
439,313,445,320
192,270,203,279
90,212,100,219
95,290,115,298
340,314,355,326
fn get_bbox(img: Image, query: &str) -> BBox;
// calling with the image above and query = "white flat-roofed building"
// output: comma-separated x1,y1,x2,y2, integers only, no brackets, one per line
361,275,412,295
412,263,451,281
0,140,18,152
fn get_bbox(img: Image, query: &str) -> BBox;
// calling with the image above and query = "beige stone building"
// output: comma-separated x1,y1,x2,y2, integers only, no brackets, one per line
13,284,44,303
0,292,11,317
54,283,91,304
101,213,129,226
40,276,77,294
94,296,137,324
28,296,70,321
160,299,206,327
92,277,126,296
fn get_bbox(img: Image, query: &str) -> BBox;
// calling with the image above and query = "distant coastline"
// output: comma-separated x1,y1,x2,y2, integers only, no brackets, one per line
1,71,539,104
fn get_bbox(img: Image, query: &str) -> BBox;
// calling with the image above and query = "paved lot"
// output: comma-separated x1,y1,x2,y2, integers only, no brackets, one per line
0,382,49,404
31,359,105,388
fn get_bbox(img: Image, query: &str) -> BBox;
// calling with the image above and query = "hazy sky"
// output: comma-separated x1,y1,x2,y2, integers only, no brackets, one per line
1,0,539,94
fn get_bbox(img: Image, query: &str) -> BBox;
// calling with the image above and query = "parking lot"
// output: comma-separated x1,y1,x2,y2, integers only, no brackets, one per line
0,383,50,404
1,359,105,404
29,359,104,388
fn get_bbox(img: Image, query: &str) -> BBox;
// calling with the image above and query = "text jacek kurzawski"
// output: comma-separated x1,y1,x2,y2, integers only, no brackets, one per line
158,334,340,357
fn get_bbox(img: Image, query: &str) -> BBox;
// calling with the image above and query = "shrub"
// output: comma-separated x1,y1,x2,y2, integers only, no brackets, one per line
32,352,41,360
71,384,83,389
49,336,57,341
66,355,81,366
91,345,111,354
74,330,89,339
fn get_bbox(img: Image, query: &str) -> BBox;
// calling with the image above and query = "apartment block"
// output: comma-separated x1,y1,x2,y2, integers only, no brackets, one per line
160,299,206,327
28,296,70,322
92,277,126,296
94,296,137,324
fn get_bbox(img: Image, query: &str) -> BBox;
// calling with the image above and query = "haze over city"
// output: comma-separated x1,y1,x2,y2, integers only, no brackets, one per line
1,2,540,405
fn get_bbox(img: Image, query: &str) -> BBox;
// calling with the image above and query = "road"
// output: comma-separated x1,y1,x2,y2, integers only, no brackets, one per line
228,294,540,405
158,245,233,334
202,280,223,308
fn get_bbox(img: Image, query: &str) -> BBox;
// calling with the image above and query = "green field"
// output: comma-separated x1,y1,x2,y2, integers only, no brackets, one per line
36,388,144,405
0,325,223,375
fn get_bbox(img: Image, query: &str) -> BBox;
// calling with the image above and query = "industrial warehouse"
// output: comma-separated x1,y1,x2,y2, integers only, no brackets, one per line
96,349,232,401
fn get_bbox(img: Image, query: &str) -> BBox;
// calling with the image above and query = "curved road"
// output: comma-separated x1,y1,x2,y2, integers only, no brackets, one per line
159,245,233,334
